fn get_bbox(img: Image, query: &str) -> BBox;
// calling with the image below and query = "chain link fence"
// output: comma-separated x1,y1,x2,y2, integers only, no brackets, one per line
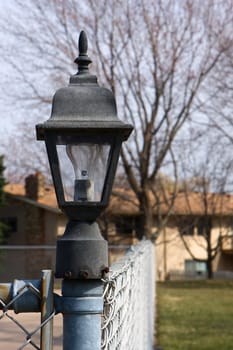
0,241,155,349
0,282,42,349
101,241,155,350
0,270,57,350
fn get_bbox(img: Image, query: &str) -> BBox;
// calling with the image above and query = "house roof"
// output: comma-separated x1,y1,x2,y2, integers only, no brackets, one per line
108,189,233,217
4,183,233,217
4,184,60,214
172,191,233,216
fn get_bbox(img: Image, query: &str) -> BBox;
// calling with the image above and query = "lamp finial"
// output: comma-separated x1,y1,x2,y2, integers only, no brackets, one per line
74,30,92,74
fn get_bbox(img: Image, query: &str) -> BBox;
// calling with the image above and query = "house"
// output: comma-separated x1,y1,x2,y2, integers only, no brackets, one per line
106,189,233,280
0,172,67,281
1,172,233,281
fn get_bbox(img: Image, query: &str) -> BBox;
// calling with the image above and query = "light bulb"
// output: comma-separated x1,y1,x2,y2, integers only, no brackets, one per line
66,144,110,201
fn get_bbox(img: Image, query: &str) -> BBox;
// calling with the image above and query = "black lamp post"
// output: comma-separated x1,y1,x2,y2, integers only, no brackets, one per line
36,31,133,280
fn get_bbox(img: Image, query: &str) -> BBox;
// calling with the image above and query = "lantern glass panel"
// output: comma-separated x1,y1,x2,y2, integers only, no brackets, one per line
57,143,111,202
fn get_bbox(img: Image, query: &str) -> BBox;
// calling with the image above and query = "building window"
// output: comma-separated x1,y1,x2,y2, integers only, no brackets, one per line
185,259,207,276
197,217,211,236
0,217,17,234
179,217,195,235
115,217,134,235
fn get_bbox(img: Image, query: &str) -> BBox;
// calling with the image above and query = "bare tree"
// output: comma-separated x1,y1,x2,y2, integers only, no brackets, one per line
1,0,233,238
84,0,233,238
201,18,233,144
177,134,233,278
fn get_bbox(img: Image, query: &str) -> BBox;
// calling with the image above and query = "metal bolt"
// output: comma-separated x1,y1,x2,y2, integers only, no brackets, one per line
79,270,89,279
64,271,72,279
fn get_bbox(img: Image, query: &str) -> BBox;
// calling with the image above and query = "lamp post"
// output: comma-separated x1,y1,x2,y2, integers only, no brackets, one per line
36,30,133,349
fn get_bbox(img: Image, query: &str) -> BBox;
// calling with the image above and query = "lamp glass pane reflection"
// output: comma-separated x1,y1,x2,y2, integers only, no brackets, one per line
57,143,110,202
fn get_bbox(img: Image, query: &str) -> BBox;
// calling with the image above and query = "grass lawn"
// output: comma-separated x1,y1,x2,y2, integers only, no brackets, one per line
157,280,233,350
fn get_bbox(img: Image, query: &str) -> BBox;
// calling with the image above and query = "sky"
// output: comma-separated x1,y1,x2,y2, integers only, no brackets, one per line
0,1,23,137
0,0,233,191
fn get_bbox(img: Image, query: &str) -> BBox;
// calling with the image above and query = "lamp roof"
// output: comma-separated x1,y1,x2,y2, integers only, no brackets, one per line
36,30,133,140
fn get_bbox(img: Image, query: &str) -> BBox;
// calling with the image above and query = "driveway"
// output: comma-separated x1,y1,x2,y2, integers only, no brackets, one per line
0,311,62,349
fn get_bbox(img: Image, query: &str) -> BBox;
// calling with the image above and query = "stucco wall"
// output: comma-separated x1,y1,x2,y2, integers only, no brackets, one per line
155,217,233,280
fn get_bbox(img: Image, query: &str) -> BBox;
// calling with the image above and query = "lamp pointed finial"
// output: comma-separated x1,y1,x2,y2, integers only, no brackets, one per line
74,30,92,74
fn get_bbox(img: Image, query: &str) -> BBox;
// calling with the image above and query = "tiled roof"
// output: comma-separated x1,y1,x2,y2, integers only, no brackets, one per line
108,189,233,217
4,184,233,217
4,184,59,211
171,191,233,216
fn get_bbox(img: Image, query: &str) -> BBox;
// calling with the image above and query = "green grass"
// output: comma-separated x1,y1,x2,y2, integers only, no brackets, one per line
157,280,233,350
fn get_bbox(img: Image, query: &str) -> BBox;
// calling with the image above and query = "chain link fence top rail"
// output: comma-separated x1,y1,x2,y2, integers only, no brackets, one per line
0,281,42,350
101,241,155,350
0,270,58,350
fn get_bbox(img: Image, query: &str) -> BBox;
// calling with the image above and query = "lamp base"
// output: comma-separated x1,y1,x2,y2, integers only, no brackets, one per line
55,221,108,279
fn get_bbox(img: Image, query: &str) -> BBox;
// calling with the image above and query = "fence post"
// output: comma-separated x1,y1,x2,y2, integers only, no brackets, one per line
61,280,104,350
40,270,54,350
55,222,108,350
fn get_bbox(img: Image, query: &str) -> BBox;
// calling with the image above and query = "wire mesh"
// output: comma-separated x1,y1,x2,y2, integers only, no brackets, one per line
101,241,155,350
0,272,60,350
0,282,43,349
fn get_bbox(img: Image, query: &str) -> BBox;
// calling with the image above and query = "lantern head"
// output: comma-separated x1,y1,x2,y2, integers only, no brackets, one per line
36,31,133,221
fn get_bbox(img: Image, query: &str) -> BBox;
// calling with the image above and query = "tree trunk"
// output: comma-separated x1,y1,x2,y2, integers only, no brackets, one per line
206,235,213,279
138,191,154,240
206,258,213,279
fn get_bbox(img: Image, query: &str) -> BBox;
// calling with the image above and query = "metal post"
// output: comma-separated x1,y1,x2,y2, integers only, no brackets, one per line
40,270,54,350
54,221,107,349
60,279,104,350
